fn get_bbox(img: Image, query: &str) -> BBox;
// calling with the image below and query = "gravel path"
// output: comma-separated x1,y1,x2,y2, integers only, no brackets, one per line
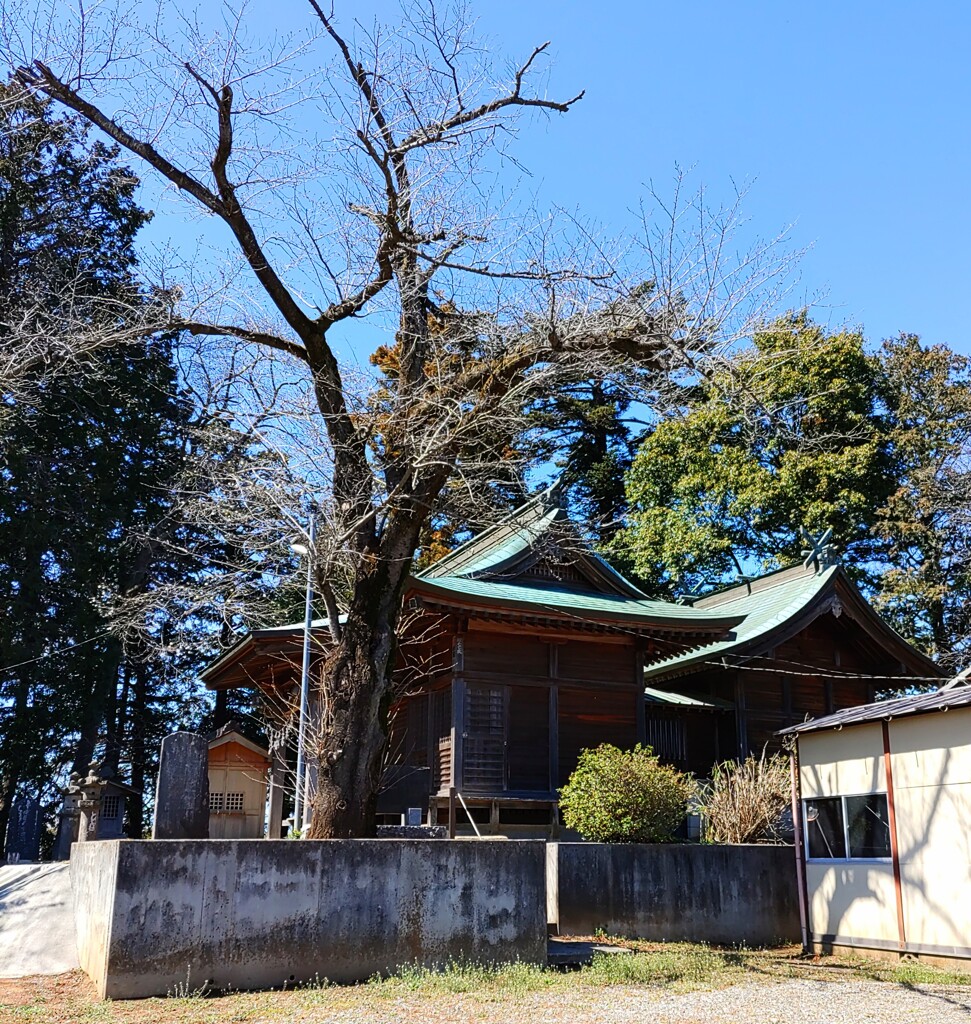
339,980,971,1024
597,979,971,1023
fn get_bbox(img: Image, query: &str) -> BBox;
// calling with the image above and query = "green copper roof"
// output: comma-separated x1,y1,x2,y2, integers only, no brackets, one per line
643,564,840,680
419,494,564,579
644,686,735,709
410,574,742,629
417,486,647,598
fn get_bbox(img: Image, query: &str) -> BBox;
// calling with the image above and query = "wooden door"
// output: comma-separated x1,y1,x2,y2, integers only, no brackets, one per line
507,686,550,792
463,685,506,791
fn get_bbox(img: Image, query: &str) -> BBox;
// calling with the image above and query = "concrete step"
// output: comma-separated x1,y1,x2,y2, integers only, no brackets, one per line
547,937,633,967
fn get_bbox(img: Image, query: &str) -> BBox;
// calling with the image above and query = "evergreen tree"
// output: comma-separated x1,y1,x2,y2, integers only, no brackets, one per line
0,85,270,849
616,313,892,594
616,315,971,667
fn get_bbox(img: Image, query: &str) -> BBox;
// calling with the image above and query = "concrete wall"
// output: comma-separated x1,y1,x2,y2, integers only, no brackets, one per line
71,839,547,999
550,842,800,945
71,842,119,987
798,707,971,960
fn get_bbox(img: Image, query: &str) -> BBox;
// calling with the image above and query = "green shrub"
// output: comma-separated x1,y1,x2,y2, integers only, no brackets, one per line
558,744,695,843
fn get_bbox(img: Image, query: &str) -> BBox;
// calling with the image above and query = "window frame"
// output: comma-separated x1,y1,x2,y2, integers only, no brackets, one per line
803,790,893,864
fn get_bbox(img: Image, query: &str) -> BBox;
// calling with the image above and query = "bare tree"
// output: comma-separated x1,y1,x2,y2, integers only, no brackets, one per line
3,0,797,835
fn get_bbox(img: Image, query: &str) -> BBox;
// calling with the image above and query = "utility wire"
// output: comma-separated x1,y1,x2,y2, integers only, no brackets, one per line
0,630,113,677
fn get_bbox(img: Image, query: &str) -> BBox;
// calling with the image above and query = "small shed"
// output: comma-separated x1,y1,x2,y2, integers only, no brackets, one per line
207,729,271,839
781,677,971,969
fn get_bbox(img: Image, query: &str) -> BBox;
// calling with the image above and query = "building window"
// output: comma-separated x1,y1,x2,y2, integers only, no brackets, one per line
101,794,120,819
210,793,224,813
804,793,891,860
644,716,687,764
225,792,245,813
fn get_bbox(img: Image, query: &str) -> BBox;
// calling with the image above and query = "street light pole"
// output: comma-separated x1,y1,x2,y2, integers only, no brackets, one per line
292,515,315,835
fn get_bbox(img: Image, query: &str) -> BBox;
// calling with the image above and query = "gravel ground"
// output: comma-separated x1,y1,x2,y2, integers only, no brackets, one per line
599,979,971,1023
6,973,971,1024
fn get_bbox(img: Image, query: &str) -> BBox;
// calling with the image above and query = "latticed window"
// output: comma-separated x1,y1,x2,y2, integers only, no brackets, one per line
210,793,224,813
101,794,120,819
225,792,245,812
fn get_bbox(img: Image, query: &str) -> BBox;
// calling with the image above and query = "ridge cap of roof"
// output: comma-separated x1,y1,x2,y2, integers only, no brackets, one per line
692,561,833,608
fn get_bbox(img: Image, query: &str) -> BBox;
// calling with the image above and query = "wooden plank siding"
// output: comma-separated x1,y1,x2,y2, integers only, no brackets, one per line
655,612,889,769
387,622,643,801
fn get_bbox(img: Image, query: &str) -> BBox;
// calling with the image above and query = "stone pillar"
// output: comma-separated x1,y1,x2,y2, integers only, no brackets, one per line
152,732,209,840
76,765,103,844
6,796,41,862
53,778,82,861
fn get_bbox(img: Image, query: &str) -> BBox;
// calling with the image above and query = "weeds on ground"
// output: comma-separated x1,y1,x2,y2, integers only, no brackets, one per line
370,959,556,998
366,945,746,999
585,945,742,989
825,956,971,988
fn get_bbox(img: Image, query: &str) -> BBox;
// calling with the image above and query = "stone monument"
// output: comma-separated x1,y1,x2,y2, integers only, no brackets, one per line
152,732,210,839
6,796,41,862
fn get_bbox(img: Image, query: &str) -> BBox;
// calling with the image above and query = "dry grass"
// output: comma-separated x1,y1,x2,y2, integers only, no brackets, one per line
700,751,792,844
2,944,969,1024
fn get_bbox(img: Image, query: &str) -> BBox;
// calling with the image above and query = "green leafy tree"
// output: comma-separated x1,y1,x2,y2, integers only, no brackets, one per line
616,313,894,594
616,315,971,668
559,743,695,843
871,335,971,668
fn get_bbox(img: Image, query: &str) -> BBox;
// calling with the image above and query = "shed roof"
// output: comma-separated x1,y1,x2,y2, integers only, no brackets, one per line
778,679,971,736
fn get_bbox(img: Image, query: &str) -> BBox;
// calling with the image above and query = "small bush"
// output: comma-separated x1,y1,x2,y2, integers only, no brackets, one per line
559,744,695,843
700,751,791,844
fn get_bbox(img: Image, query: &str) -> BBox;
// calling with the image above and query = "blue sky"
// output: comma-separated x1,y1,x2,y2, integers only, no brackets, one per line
136,0,971,355
466,0,971,352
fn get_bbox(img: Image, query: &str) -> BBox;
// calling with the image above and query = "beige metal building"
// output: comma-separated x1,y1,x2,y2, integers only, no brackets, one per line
782,679,971,967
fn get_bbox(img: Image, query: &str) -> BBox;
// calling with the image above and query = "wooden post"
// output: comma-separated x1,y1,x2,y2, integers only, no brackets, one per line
447,786,457,839
548,685,559,792
452,677,466,794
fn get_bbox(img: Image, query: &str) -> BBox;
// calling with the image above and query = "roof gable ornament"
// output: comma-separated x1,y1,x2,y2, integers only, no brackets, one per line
799,526,840,572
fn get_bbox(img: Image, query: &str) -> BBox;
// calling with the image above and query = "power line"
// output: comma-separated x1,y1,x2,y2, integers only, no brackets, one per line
0,630,113,677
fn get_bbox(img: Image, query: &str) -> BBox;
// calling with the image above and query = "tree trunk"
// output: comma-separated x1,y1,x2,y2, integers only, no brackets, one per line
70,638,123,777
125,661,148,838
0,771,18,858
304,515,423,838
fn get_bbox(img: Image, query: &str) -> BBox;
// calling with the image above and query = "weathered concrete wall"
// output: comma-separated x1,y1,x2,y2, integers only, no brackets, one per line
72,839,547,999
550,843,800,945
70,842,120,991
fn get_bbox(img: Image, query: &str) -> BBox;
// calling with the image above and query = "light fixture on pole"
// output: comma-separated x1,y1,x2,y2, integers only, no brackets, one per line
290,516,315,835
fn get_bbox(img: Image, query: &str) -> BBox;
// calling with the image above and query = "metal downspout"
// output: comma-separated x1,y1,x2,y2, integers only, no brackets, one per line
881,719,907,951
